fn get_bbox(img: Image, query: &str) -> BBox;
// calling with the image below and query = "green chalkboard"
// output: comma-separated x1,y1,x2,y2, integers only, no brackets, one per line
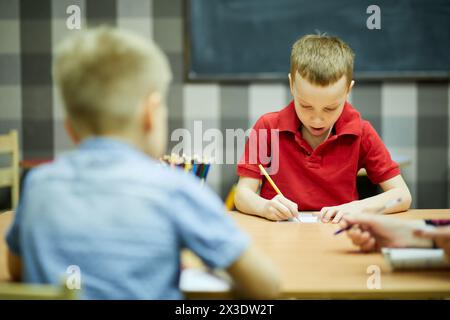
185,0,450,81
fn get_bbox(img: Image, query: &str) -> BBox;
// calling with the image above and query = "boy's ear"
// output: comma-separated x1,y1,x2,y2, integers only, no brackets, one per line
142,92,162,132
288,73,294,94
64,118,80,145
348,80,355,92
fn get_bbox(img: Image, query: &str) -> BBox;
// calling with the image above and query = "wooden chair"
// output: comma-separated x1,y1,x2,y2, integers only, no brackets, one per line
0,130,19,210
0,282,77,300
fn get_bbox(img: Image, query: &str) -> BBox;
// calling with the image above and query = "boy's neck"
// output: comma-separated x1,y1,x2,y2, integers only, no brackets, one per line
77,131,146,153
301,126,333,151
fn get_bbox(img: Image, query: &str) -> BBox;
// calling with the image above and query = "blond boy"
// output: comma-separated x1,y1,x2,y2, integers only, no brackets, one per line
6,27,279,299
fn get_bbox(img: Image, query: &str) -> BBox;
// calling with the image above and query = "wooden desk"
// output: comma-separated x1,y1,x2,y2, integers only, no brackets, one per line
2,210,450,299
188,210,450,299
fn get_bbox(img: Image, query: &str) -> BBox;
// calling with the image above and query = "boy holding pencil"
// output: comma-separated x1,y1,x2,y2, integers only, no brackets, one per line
5,27,280,299
235,34,412,223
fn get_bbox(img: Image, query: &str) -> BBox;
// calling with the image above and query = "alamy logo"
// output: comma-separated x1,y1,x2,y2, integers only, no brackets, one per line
66,5,81,30
366,265,381,289
66,265,81,290
170,122,281,174
366,5,381,30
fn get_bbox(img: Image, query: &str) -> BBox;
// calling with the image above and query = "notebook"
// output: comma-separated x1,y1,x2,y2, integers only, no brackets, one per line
382,248,450,270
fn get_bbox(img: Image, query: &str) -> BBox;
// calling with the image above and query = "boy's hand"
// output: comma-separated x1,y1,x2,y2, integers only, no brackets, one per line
319,201,362,224
262,195,298,221
339,214,432,252
414,226,450,259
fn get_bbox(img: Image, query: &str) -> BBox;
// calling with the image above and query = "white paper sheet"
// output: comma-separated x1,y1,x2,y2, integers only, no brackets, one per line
278,213,319,223
382,248,450,270
180,269,231,292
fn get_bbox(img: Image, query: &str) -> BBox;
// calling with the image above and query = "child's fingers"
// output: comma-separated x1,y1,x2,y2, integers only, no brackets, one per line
273,210,288,221
414,227,450,239
360,237,377,252
347,228,370,246
332,211,346,224
348,229,365,245
359,223,371,232
270,201,291,220
264,208,278,221
342,213,376,229
265,211,278,221
339,219,349,229
268,207,286,221
348,234,365,248
357,231,372,245
319,207,329,222
319,207,328,220
341,214,359,226
322,208,337,223
346,227,361,242
277,196,298,218
288,200,299,217
269,207,286,221
340,220,360,234
319,207,329,220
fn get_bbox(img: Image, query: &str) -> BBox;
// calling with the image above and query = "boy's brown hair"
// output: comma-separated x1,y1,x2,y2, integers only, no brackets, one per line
290,34,354,86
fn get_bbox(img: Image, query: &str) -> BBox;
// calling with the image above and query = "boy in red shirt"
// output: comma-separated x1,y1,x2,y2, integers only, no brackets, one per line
235,34,412,223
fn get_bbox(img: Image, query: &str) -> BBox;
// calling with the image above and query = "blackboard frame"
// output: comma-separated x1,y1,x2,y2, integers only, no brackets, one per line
184,0,450,83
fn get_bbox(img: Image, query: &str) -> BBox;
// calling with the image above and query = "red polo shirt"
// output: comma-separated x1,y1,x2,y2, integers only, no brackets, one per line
237,101,400,210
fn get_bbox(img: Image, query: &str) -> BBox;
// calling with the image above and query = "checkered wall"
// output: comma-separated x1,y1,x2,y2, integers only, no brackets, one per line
0,0,449,208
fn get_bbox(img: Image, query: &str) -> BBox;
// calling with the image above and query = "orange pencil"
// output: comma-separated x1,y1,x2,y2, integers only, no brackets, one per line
258,164,284,197
259,164,303,222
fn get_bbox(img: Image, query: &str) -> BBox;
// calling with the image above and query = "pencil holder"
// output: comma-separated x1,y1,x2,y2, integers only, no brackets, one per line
160,154,211,183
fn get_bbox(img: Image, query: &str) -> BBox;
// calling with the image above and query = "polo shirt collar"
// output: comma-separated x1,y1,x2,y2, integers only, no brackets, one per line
334,101,362,136
278,100,362,137
78,137,151,159
278,100,301,133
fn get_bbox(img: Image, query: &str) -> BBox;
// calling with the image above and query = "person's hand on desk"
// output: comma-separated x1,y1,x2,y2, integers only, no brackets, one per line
414,226,450,259
235,176,299,221
339,214,432,252
319,201,364,224
261,194,299,221
321,175,412,224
